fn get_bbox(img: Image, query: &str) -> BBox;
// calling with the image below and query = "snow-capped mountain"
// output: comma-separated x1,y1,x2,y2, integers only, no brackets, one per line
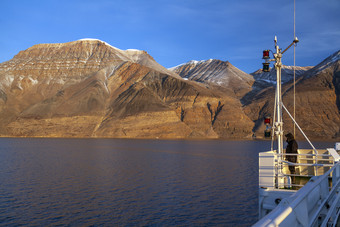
244,49,340,139
0,39,254,139
0,39,338,140
303,50,340,77
169,59,254,97
251,65,313,84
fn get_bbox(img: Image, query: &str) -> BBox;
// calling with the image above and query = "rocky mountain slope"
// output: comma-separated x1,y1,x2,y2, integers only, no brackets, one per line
0,39,254,139
0,39,338,139
251,65,312,84
243,50,340,140
169,59,254,98
241,65,312,106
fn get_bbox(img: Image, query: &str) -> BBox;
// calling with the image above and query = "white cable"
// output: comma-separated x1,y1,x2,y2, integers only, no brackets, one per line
282,103,318,155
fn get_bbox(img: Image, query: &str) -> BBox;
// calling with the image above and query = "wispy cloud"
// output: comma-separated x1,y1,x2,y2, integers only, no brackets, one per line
0,0,339,73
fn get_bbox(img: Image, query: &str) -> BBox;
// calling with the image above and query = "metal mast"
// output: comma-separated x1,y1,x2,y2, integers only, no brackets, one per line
262,36,299,186
274,36,284,156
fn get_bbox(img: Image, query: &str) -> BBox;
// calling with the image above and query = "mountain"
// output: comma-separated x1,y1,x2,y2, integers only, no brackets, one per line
0,39,338,140
251,65,312,84
243,50,340,140
169,59,254,98
241,65,312,106
289,50,340,139
0,39,254,139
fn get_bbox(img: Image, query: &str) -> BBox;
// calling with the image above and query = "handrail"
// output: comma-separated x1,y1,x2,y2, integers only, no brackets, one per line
310,178,340,226
255,162,340,226
277,149,334,179
281,160,334,167
276,153,332,157
276,151,333,168
259,149,336,189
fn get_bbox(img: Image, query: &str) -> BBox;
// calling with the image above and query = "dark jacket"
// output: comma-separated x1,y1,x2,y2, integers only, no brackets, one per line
285,133,298,163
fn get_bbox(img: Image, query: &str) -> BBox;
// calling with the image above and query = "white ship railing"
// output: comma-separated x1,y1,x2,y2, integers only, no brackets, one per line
280,152,334,188
259,149,337,189
255,161,340,226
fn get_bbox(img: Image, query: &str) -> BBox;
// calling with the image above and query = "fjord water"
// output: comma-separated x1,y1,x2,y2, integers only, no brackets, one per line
0,138,334,226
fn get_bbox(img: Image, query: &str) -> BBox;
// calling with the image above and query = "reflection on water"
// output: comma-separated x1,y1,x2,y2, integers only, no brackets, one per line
0,138,335,226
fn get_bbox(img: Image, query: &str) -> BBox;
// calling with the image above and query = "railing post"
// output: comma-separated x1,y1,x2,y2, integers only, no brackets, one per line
315,153,318,176
333,162,340,186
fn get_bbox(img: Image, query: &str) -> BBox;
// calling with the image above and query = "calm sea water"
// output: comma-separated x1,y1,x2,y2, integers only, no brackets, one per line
0,138,335,226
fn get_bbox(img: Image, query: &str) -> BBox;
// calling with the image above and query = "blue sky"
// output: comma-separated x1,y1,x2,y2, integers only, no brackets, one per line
1,0,339,73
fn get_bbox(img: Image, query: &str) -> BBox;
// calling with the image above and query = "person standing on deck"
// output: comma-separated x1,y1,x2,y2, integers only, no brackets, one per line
285,133,298,184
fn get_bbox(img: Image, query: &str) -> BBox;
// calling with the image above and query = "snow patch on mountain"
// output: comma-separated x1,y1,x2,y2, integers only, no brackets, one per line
77,38,122,51
168,59,214,71
126,49,142,52
78,38,101,41
169,59,254,91
77,39,144,55
313,50,340,73
251,65,312,83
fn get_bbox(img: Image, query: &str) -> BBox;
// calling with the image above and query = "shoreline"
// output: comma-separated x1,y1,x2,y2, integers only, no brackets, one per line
0,135,338,142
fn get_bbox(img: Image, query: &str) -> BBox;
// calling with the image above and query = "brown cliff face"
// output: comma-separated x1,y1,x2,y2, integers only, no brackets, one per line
285,52,340,139
0,39,254,139
2,39,337,140
243,50,340,140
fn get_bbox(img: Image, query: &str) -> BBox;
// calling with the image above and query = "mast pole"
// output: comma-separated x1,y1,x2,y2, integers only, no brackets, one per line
274,37,284,179
274,36,284,188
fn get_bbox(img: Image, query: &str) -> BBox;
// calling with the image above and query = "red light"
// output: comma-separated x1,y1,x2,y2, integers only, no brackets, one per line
263,50,270,59
264,117,271,124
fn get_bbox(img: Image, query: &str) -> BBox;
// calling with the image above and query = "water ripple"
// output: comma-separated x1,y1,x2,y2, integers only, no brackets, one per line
0,138,299,226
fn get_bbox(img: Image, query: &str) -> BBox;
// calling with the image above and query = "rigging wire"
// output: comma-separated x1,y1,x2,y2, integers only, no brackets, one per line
293,0,296,137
